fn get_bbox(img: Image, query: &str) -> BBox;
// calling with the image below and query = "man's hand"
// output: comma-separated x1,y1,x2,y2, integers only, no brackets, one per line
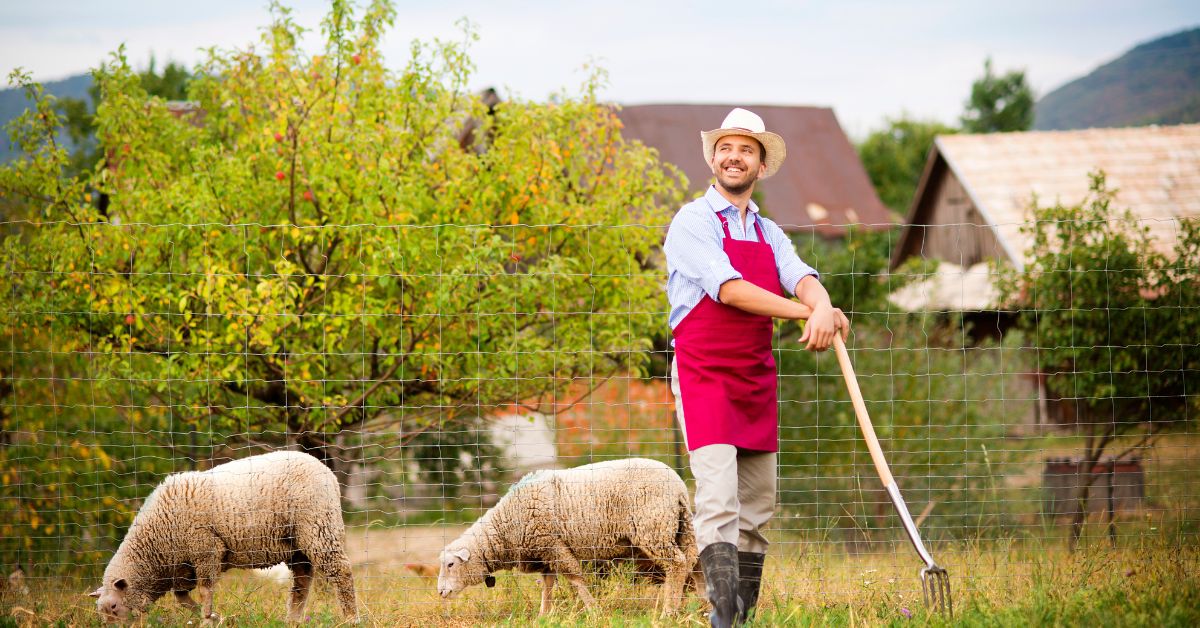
798,304,850,352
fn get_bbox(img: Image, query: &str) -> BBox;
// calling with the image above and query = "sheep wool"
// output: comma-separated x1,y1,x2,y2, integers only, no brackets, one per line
437,457,698,616
90,451,357,624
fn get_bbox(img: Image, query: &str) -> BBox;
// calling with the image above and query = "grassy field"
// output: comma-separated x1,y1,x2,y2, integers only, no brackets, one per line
5,526,1198,627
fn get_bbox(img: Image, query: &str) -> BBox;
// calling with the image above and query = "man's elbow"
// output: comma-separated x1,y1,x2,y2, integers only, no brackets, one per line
717,279,743,307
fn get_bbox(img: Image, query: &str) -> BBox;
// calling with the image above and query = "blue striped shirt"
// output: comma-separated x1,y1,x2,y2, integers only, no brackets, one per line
664,185,819,330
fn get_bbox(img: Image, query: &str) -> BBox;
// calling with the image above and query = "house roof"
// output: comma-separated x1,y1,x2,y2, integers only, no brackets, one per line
896,124,1200,271
617,104,893,236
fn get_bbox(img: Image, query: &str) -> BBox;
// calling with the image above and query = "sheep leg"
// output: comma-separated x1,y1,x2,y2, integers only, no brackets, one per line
174,590,200,610
640,546,688,616
297,514,359,622
547,549,596,611
193,552,223,626
539,572,557,615
309,548,359,622
286,557,314,623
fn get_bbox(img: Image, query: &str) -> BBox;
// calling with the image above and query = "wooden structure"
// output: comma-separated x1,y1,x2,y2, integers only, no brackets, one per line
890,124,1200,316
890,124,1200,423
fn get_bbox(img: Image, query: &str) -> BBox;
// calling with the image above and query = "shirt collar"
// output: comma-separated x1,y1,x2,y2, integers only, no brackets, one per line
704,185,760,214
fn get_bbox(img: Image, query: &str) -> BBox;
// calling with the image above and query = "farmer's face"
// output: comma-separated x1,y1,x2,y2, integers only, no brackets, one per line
711,135,765,196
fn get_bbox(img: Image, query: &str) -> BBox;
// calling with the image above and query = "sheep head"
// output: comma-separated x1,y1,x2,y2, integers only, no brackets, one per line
88,576,150,623
437,542,493,598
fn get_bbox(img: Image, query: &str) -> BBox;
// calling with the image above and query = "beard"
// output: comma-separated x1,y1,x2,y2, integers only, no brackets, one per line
714,162,759,195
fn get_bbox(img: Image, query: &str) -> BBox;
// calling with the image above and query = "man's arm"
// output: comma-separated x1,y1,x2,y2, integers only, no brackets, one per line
795,275,850,352
717,276,849,351
717,279,811,319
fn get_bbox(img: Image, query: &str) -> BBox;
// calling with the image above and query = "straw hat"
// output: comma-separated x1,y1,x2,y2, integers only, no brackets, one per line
700,108,787,179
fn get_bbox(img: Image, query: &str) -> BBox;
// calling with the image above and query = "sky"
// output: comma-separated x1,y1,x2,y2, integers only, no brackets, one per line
2,0,1198,139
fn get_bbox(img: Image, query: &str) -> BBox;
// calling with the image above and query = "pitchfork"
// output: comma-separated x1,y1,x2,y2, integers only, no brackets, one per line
832,334,952,616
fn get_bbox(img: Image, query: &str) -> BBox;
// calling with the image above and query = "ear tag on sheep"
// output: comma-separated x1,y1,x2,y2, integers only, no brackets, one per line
484,575,496,588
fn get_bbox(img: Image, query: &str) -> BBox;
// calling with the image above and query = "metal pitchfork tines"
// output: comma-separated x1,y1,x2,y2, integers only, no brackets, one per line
833,334,953,616
922,564,952,616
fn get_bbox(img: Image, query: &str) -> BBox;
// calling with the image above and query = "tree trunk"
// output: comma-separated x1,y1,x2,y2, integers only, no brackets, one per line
1068,417,1115,552
296,430,344,474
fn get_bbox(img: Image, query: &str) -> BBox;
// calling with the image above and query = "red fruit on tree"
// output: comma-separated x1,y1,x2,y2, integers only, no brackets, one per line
275,171,286,181
124,314,135,325
352,54,362,65
274,132,284,142
303,190,314,202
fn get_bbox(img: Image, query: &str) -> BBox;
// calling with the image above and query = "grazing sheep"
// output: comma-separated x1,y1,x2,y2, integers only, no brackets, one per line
437,457,698,616
89,451,358,624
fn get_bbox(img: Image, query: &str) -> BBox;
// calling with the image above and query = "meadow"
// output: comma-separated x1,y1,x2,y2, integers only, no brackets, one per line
5,522,1198,627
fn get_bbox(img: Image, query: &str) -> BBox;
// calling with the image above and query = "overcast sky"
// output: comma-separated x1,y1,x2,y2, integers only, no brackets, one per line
2,0,1198,138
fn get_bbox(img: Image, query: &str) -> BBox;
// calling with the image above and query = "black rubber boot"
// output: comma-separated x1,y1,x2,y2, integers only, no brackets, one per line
737,552,766,623
699,542,742,628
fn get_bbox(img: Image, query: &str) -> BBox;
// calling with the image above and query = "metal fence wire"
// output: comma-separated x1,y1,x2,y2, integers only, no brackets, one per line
1,218,1197,623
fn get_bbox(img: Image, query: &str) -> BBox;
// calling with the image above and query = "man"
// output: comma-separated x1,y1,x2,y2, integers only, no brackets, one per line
664,108,849,627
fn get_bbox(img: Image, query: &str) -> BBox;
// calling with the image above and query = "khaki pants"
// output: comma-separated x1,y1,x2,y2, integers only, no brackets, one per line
672,358,777,554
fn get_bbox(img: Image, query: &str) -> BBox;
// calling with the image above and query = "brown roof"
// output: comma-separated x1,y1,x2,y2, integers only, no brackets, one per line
894,124,1200,271
617,104,893,236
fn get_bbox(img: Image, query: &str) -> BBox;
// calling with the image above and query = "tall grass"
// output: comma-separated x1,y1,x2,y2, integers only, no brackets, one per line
6,532,1197,627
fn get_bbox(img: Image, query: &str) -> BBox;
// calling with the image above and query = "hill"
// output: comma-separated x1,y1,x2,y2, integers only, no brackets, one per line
1035,27,1200,130
0,73,92,162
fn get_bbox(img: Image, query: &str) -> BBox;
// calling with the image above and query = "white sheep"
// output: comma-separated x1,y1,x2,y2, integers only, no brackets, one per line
88,451,358,624
437,457,698,616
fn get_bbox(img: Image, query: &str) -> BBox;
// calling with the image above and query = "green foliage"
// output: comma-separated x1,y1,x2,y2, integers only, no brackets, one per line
961,57,1034,133
2,0,683,438
0,323,182,571
791,226,896,319
776,318,1020,538
998,172,1200,427
857,117,956,212
404,416,501,499
776,225,1057,539
0,0,685,567
53,58,192,174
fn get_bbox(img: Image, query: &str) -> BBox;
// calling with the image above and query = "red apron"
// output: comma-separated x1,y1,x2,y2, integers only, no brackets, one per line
673,215,784,452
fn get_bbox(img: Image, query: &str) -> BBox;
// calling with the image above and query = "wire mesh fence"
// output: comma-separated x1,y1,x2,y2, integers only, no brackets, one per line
1,214,1198,623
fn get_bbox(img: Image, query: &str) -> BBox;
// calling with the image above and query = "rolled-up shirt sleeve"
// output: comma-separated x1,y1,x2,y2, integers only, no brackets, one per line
761,218,819,296
664,208,742,302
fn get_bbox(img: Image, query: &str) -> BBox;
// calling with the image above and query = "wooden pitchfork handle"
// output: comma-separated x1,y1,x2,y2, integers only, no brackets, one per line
831,333,952,615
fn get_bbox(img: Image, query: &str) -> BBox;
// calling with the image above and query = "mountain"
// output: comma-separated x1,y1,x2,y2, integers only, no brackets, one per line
1034,27,1200,130
0,73,92,162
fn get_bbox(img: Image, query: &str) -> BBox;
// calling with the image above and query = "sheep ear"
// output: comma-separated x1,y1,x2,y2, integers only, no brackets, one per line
114,579,128,591
88,587,103,598
452,548,470,563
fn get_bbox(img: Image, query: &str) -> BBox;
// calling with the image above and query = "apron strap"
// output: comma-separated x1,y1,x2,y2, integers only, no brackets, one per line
719,211,770,245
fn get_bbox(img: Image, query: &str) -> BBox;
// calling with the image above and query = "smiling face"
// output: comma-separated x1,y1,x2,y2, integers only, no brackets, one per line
710,134,766,196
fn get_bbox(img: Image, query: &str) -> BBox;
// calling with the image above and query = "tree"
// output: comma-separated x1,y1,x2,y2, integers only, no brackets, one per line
55,58,192,175
999,172,1200,549
857,116,956,212
961,57,1034,133
1,0,685,475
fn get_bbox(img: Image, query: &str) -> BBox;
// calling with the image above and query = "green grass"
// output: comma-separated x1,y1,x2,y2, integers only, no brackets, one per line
6,533,1198,627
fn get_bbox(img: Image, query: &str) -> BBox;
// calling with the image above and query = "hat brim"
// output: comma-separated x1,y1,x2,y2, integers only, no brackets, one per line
701,128,787,179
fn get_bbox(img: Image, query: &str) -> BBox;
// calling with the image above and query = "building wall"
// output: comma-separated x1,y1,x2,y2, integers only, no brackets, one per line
922,171,1007,267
